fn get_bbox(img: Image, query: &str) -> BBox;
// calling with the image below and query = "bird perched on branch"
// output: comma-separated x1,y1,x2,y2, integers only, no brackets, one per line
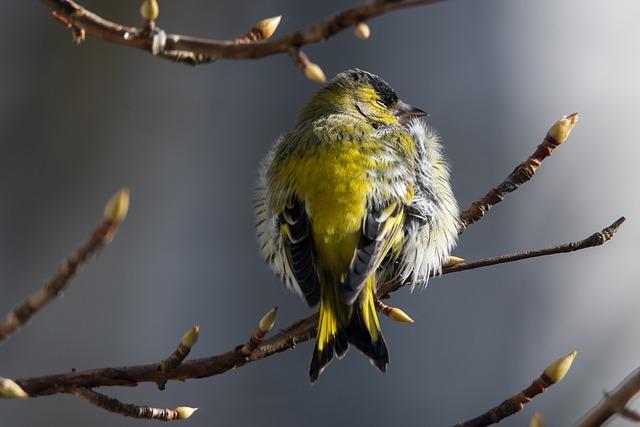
255,69,459,382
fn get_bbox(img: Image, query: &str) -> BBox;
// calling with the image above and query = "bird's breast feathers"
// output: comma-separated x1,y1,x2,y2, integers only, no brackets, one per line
255,117,458,297
273,118,414,273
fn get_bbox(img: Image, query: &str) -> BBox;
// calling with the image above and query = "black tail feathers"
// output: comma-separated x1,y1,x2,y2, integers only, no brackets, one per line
346,307,389,373
309,305,389,383
309,330,346,383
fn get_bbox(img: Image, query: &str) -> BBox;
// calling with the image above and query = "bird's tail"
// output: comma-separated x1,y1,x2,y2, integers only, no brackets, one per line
309,276,389,383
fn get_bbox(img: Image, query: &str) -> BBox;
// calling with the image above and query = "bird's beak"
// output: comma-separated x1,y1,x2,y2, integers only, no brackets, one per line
393,100,428,125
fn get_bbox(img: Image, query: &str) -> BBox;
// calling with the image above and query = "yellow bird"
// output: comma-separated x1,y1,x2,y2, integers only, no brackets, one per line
255,69,459,382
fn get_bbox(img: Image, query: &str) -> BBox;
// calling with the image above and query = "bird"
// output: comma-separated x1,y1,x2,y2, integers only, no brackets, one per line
255,69,459,382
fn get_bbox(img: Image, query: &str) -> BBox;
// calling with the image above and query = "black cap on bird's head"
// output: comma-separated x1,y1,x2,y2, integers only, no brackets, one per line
330,68,428,125
345,69,399,108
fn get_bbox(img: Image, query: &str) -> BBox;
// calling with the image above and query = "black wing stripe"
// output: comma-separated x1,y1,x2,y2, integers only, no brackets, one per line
280,198,321,307
341,203,400,306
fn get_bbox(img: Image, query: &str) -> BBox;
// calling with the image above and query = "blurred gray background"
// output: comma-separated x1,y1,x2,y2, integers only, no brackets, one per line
1,0,639,425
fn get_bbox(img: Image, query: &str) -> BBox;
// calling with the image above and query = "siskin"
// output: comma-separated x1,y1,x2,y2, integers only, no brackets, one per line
255,69,459,382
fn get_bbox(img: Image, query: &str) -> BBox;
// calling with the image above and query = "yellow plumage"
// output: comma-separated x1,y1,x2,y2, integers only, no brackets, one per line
255,69,459,382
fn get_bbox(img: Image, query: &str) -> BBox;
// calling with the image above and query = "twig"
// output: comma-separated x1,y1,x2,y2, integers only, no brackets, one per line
288,48,326,83
42,0,442,67
576,367,640,426
377,216,625,297
12,218,621,397
156,325,199,391
0,188,130,344
455,350,577,427
71,387,196,421
240,307,278,356
444,216,625,274
459,113,579,232
15,314,316,397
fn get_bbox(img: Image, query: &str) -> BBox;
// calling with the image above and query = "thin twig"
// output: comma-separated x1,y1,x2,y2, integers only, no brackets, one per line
454,350,577,427
0,189,129,343
377,216,625,297
12,219,621,397
444,216,625,274
576,368,640,427
42,0,442,66
459,113,579,232
156,325,199,391
240,307,278,356
72,387,196,421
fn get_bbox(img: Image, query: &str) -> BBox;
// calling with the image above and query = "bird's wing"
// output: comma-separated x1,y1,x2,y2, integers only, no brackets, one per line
342,202,405,306
278,198,321,307
255,136,317,304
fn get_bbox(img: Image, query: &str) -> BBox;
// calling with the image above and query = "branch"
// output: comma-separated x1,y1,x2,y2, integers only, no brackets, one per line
445,216,625,273
0,188,130,344
11,218,622,397
72,387,197,421
455,350,577,427
576,367,640,426
42,0,442,74
377,216,625,297
459,113,579,232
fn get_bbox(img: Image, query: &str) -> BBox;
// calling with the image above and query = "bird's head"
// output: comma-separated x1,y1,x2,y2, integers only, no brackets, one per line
300,69,427,126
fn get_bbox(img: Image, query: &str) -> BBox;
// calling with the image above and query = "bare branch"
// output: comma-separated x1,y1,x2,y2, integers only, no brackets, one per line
377,217,625,297
0,188,130,344
445,216,625,273
454,350,577,427
42,0,443,68
12,219,621,398
459,113,579,232
15,314,316,397
576,368,640,427
72,387,196,421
